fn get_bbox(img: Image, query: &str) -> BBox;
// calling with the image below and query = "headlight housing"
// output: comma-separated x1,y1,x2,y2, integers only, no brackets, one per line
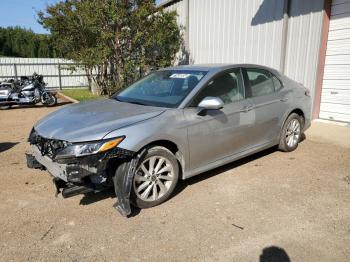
55,136,125,159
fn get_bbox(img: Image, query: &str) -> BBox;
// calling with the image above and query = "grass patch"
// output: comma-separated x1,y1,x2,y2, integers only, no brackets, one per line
61,88,102,102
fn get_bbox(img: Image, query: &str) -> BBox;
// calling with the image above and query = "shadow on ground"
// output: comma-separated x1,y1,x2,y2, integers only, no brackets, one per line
79,188,115,206
0,142,19,153
172,145,279,199
173,134,306,198
79,138,309,216
79,187,142,217
260,246,291,262
78,134,308,216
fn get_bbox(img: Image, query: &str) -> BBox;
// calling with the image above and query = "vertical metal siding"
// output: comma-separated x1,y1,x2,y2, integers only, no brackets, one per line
164,0,188,64
188,0,284,69
320,0,350,122
164,0,325,106
164,0,187,27
283,0,324,105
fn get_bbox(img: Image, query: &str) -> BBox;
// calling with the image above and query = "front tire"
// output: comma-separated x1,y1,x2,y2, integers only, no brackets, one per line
278,113,302,152
130,146,179,209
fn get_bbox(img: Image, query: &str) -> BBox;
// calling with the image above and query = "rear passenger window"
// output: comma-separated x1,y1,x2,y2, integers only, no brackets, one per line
246,69,275,97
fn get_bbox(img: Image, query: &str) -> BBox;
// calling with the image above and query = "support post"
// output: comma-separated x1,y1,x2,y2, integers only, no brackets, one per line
313,0,332,119
184,0,190,52
280,0,291,73
58,63,62,90
184,0,190,64
13,64,18,80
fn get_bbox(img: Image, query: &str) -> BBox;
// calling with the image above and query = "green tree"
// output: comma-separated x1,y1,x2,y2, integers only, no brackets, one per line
38,0,182,94
0,26,57,58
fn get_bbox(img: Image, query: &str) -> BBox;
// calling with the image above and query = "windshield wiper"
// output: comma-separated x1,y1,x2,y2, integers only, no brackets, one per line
113,96,121,102
114,96,149,106
126,101,147,106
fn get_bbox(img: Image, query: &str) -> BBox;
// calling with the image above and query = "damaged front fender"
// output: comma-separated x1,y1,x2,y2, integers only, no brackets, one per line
27,134,143,217
113,149,146,217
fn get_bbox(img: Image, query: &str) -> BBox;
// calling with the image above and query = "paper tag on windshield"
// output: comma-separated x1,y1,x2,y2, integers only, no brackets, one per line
170,73,191,79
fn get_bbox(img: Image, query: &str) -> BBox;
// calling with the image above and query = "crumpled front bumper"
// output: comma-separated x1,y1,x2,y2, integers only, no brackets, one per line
27,145,72,181
26,144,134,182
27,144,116,183
26,144,137,217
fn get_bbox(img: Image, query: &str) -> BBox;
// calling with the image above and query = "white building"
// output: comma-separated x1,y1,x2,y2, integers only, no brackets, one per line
161,0,350,123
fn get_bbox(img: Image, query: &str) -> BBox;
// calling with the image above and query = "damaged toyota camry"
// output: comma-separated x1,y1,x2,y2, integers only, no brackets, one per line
26,64,311,216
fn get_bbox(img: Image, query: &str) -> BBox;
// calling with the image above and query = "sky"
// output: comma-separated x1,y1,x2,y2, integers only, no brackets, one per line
0,0,163,34
0,0,59,34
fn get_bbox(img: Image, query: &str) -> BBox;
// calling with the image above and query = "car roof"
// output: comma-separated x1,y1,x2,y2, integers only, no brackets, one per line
163,63,282,75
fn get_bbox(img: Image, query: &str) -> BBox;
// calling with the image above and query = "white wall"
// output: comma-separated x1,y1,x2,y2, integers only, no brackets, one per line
165,0,325,102
188,0,284,69
284,0,324,106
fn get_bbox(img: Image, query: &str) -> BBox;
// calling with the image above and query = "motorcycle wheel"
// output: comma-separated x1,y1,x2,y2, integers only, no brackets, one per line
42,93,57,107
0,105,11,110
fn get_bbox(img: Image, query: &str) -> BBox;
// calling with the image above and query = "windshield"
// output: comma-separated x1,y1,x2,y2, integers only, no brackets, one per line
114,70,207,108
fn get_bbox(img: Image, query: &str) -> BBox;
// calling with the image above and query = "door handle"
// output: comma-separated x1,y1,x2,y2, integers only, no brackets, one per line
240,105,254,112
280,97,288,102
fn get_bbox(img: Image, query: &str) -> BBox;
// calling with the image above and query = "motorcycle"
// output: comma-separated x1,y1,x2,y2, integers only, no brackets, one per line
0,73,57,110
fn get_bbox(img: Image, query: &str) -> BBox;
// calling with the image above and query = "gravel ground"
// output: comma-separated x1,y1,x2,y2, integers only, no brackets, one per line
0,102,349,262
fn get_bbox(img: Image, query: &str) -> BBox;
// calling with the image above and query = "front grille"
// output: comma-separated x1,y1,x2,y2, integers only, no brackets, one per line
29,129,70,158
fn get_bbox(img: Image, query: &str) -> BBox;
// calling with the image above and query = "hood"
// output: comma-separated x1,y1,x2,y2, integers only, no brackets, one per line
34,98,165,142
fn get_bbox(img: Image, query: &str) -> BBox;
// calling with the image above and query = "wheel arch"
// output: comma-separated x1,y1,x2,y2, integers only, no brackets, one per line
137,139,186,180
278,108,305,142
288,108,305,128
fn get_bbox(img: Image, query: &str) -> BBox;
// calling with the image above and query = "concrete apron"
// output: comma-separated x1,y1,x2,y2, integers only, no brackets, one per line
306,119,350,149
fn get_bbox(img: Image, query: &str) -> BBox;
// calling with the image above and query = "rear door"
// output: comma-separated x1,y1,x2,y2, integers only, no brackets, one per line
243,68,289,146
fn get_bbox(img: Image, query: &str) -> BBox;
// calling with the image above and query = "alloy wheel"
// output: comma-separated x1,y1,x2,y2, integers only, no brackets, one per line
285,118,301,148
133,156,175,202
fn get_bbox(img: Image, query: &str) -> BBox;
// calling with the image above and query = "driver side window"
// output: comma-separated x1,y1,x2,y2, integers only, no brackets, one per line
190,69,245,106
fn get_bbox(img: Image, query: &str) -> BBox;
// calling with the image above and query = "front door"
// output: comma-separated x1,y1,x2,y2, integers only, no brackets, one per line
184,68,255,170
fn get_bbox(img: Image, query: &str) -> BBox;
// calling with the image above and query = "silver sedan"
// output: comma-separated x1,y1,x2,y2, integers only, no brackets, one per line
27,64,311,216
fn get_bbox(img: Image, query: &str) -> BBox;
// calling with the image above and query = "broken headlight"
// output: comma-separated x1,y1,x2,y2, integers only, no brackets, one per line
55,136,125,159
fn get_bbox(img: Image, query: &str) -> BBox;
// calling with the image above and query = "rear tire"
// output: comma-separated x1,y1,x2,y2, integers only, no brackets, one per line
42,93,57,107
130,146,179,209
278,113,302,152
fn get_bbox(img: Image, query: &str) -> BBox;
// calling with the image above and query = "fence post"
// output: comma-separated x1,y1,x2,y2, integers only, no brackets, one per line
58,63,62,90
13,64,18,80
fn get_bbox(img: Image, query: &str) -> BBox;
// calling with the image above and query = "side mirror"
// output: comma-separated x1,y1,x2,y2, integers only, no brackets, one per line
198,96,224,110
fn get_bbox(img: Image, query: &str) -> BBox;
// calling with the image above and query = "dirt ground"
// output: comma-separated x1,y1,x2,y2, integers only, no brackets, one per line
0,102,349,262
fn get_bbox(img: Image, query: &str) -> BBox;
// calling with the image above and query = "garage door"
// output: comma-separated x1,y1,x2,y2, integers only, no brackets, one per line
320,0,350,122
